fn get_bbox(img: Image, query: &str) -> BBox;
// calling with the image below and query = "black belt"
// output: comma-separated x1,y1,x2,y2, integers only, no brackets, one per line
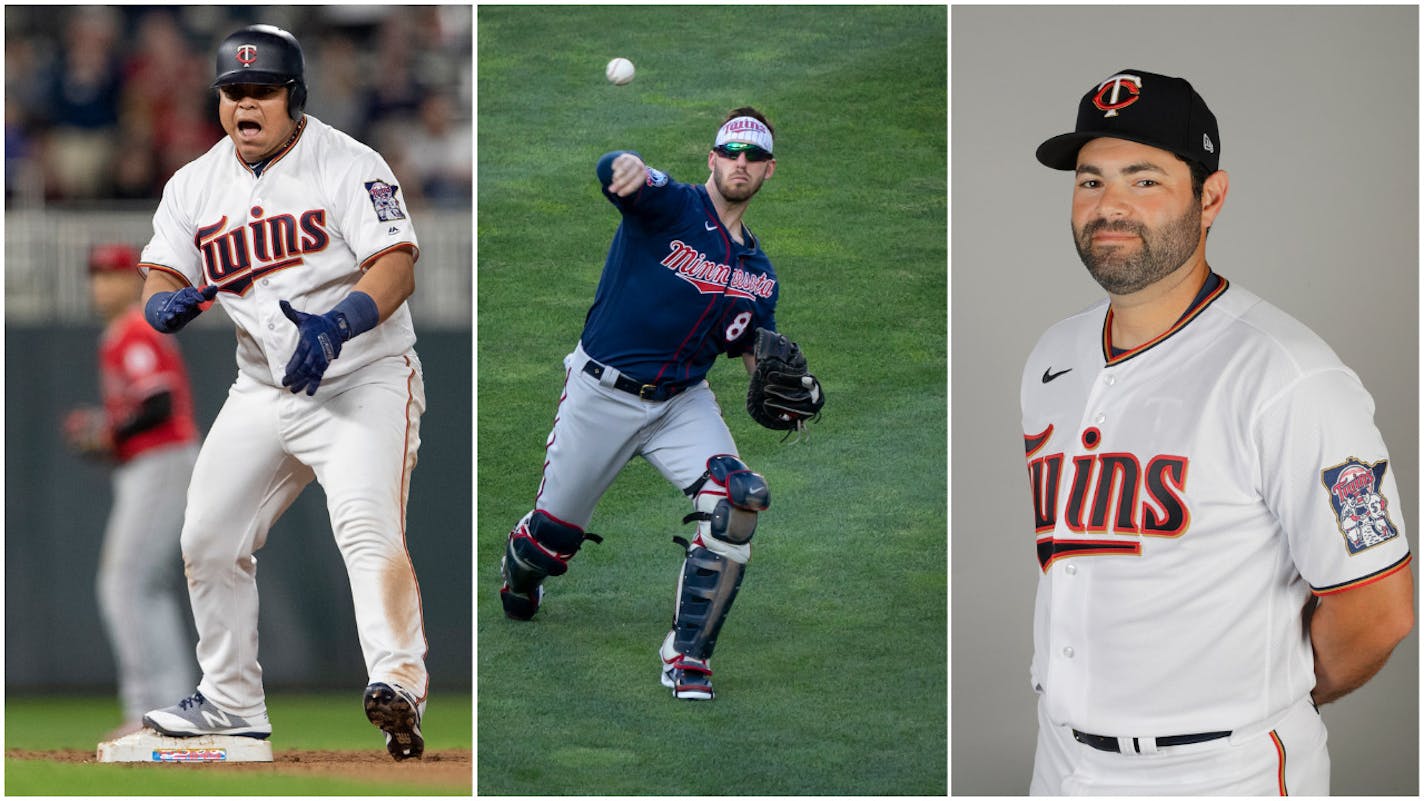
582,360,686,402
1072,729,1232,753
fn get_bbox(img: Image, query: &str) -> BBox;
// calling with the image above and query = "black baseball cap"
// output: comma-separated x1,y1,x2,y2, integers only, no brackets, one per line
1036,69,1219,173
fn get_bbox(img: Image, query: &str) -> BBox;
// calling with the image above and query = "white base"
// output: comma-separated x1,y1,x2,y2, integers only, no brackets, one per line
96,728,274,763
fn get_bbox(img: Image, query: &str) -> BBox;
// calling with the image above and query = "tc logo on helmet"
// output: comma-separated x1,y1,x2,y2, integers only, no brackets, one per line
236,44,257,66
1093,73,1142,118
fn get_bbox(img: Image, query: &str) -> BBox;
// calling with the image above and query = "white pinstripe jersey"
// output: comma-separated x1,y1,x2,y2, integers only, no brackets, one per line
1021,277,1411,736
140,115,419,390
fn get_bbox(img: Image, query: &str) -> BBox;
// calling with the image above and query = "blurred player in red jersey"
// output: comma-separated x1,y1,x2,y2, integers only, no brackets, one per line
63,243,200,736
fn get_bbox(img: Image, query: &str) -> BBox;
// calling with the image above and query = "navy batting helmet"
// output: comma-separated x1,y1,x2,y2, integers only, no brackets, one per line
212,24,307,121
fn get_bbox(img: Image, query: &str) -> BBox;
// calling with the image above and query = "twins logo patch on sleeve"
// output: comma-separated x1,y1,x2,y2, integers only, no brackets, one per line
364,180,407,221
1321,458,1400,554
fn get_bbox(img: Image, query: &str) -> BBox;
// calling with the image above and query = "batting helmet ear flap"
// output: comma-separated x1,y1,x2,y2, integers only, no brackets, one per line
287,80,307,121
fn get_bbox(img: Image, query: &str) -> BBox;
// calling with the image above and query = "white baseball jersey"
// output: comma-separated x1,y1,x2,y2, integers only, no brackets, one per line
1021,276,1410,738
137,114,429,719
140,115,419,393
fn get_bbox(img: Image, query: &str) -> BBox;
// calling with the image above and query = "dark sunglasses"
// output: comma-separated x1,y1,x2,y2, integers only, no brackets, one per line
713,143,773,162
219,84,282,101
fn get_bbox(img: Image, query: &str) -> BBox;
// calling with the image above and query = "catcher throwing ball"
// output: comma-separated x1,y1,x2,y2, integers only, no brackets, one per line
500,108,823,700
136,24,428,760
1023,69,1413,794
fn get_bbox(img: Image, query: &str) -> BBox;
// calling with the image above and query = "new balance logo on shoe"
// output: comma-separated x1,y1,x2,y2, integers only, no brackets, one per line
200,709,232,728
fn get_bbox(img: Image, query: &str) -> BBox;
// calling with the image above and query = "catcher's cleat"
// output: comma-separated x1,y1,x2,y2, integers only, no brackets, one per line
142,690,272,739
659,630,716,700
499,579,542,621
364,682,424,760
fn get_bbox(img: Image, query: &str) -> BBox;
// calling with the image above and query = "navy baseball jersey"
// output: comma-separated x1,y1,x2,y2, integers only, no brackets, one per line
580,151,779,386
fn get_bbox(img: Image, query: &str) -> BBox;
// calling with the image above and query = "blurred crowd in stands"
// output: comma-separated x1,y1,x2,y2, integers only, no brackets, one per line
6,6,471,208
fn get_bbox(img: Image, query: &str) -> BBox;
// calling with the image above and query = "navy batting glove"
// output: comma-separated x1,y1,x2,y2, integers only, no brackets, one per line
279,300,343,396
145,285,218,333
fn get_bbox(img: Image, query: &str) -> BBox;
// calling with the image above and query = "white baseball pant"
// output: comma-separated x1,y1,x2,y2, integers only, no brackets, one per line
1031,694,1329,795
180,354,427,716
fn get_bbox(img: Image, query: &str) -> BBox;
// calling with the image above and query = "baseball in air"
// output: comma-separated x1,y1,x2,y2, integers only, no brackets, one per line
606,57,635,86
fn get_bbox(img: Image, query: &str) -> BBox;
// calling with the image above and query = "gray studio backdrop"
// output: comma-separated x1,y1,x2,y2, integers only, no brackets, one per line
952,6,1417,795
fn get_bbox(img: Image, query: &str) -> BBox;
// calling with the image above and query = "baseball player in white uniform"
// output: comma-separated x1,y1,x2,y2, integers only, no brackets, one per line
1022,69,1414,795
135,25,428,761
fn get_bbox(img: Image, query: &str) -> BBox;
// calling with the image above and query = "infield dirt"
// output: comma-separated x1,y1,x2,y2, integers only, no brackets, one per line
6,748,471,787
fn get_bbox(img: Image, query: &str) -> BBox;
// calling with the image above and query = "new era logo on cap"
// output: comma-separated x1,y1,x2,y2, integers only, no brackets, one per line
1036,68,1220,173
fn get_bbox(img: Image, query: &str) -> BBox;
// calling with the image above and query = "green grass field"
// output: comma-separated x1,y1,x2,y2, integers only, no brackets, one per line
5,693,471,795
477,6,946,795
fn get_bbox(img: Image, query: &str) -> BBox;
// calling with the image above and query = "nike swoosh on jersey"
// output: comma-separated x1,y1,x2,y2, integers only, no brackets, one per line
704,221,718,231
1042,367,1072,383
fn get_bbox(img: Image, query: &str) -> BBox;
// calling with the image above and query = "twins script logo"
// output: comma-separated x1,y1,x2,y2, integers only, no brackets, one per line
1321,458,1399,554
236,44,257,66
722,118,769,137
1093,73,1142,118
660,240,775,300
1024,423,1191,571
196,206,331,295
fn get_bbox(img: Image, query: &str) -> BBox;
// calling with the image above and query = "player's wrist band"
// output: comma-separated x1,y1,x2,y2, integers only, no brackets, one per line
329,291,379,340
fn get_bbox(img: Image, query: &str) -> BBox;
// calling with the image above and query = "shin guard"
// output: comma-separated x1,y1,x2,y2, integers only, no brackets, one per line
671,546,746,661
499,510,600,620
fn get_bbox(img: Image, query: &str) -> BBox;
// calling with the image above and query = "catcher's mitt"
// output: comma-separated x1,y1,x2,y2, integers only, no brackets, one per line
747,327,824,432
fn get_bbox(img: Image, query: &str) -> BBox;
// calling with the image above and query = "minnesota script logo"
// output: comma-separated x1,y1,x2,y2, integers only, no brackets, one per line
660,240,775,300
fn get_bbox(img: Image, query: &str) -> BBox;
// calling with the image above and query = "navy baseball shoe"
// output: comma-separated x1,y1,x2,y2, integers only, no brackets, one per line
499,579,542,621
659,633,715,700
142,690,272,738
364,682,424,760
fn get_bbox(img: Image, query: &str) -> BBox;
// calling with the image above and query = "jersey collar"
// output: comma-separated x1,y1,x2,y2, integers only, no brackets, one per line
696,184,759,252
235,116,307,177
1102,271,1228,365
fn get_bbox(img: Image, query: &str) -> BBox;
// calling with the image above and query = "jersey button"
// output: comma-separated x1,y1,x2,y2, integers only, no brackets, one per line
1062,646,1075,658
1064,563,1077,576
1104,374,1117,386
268,322,276,330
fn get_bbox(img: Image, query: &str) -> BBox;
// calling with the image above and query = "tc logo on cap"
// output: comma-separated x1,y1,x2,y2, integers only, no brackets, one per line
236,44,257,66
1093,73,1142,118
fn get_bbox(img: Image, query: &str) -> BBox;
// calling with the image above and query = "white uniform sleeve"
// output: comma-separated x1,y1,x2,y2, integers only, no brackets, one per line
139,175,204,286
1254,368,1411,593
330,148,420,270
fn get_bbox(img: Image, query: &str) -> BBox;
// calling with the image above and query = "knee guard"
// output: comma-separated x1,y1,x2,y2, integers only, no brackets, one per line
683,455,770,549
500,510,600,620
671,546,746,661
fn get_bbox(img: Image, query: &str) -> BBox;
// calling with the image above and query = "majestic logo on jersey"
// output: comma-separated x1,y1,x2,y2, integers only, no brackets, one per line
1321,458,1399,554
660,240,776,300
1025,424,1190,571
364,180,407,222
1093,73,1142,118
236,44,258,66
196,208,331,295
